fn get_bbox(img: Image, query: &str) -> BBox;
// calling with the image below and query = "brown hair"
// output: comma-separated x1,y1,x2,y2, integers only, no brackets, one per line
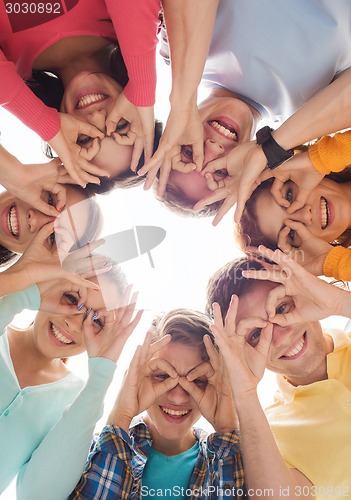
206,257,265,319
149,308,216,361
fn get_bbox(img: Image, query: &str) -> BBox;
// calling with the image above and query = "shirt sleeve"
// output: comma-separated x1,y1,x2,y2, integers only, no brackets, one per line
16,357,116,500
323,245,351,281
68,425,134,500
205,430,246,495
0,49,60,141
0,284,40,332
308,130,351,175
104,0,161,106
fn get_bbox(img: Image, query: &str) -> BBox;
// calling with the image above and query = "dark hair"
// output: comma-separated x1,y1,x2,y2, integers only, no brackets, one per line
149,308,216,361
153,180,224,218
0,246,18,268
206,257,265,319
236,167,351,251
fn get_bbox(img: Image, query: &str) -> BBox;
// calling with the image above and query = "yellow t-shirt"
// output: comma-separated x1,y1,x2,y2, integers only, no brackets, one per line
265,329,351,500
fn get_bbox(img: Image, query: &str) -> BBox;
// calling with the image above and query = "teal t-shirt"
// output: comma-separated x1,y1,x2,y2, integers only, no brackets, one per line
141,441,199,498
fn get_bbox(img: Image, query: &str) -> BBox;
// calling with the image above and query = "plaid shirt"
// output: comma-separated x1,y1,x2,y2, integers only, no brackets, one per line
69,418,246,499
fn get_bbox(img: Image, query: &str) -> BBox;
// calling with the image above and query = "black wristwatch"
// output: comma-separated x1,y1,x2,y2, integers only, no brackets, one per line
256,126,294,169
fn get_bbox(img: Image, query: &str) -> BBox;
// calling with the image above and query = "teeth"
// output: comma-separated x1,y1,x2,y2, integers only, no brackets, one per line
77,93,106,108
162,407,189,416
7,205,19,237
284,337,305,358
51,323,74,345
320,197,329,229
209,120,238,141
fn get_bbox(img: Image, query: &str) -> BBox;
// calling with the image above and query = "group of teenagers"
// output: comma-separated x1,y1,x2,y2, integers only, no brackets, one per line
1,0,351,498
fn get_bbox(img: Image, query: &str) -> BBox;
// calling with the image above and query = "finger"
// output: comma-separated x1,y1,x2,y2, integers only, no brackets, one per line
192,142,204,172
178,377,204,402
79,137,101,161
130,136,145,172
148,357,178,378
148,334,172,357
49,183,67,212
211,302,225,332
284,219,313,243
224,295,239,337
63,272,101,291
265,284,286,318
235,181,260,224
212,194,236,226
106,112,122,137
112,130,137,146
77,121,105,140
153,375,180,399
144,164,161,191
277,226,293,254
259,168,274,183
35,221,56,242
287,190,311,214
201,157,227,175
203,335,220,369
187,361,214,382
270,178,290,208
156,161,172,196
205,172,220,192
256,322,273,357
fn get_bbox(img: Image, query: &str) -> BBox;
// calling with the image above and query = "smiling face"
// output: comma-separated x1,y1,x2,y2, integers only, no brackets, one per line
167,92,256,203
144,342,206,455
255,179,351,248
235,281,330,385
0,186,88,254
61,72,134,178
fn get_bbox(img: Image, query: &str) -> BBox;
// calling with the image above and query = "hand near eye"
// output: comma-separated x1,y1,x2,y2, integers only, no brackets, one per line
260,150,324,213
83,287,142,362
242,245,351,324
179,336,237,433
210,298,271,399
138,102,204,195
49,113,109,187
277,220,333,276
105,91,155,171
195,141,267,225
107,331,178,433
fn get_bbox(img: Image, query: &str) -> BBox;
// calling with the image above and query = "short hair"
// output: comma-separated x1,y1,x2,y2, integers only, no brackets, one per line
206,257,265,319
149,308,216,361
154,179,224,218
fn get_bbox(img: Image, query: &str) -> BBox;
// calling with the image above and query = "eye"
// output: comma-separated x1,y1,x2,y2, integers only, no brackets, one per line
77,135,93,146
152,373,170,382
181,145,194,164
247,329,261,348
276,303,286,315
93,317,104,330
285,187,294,203
194,378,208,390
275,300,293,316
213,169,227,181
115,119,130,135
61,293,79,305
288,228,296,243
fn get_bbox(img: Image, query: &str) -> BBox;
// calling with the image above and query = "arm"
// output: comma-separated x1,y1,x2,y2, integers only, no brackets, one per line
16,357,116,500
210,299,314,498
308,129,351,174
68,425,134,500
0,285,40,332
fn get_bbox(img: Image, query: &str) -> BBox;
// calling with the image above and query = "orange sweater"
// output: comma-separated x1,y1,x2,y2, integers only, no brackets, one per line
309,130,351,281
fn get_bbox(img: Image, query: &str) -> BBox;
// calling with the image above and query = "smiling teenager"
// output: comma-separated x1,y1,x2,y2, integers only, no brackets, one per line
69,309,245,499
0,259,142,500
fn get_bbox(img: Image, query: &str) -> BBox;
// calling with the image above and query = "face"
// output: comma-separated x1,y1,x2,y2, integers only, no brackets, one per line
32,275,118,359
0,186,87,254
235,281,328,385
144,342,206,453
168,93,255,203
256,179,351,248
61,72,134,178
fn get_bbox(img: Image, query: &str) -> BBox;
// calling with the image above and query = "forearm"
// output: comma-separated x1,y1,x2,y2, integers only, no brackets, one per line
163,0,219,106
272,67,351,150
309,130,351,174
16,358,116,500
0,285,40,331
236,394,313,498
0,145,22,192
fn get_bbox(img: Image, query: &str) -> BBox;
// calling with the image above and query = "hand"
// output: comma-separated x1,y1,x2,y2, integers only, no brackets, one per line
3,158,68,217
138,103,204,195
195,141,267,225
11,222,101,291
105,91,155,171
210,297,272,399
179,335,237,433
38,278,92,315
276,220,332,276
83,288,143,362
260,150,324,213
49,113,108,187
108,332,178,432
242,245,349,324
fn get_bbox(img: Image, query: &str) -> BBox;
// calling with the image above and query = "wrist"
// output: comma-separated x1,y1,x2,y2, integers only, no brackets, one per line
169,90,197,110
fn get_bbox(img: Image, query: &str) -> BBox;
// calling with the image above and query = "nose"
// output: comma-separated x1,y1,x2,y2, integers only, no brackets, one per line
288,204,313,225
84,109,108,134
64,313,84,335
28,209,54,234
271,324,295,346
203,138,225,167
167,382,190,405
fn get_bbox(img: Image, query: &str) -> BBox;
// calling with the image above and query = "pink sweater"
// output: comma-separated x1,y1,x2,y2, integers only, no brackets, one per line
0,0,160,141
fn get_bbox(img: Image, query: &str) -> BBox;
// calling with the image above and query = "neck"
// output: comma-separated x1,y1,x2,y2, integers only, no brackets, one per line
143,415,196,456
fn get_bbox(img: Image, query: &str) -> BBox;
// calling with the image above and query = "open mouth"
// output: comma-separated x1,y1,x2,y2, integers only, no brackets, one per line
281,333,306,359
161,406,190,418
50,322,74,345
76,93,107,109
208,120,238,141
7,205,19,238
320,197,329,230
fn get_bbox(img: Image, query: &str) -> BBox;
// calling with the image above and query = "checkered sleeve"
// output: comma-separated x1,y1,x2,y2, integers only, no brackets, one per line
206,430,247,498
68,425,134,500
